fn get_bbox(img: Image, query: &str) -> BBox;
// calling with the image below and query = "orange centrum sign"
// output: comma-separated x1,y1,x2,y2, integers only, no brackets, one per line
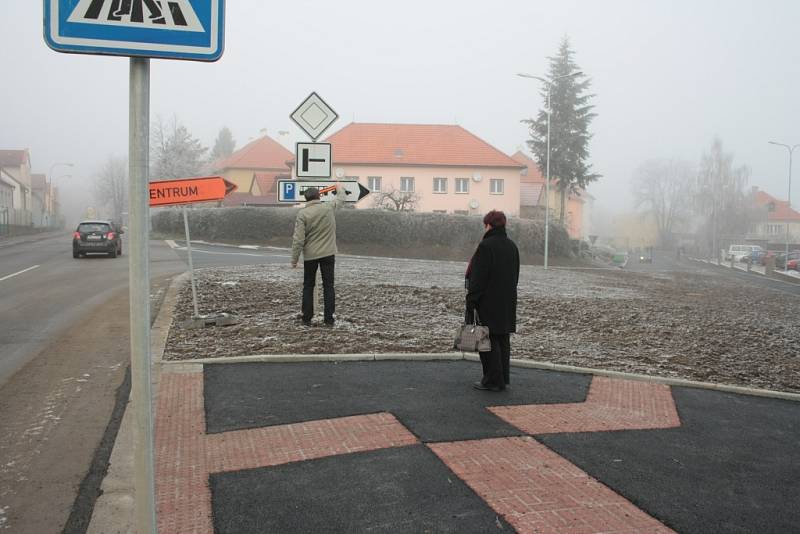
149,176,237,207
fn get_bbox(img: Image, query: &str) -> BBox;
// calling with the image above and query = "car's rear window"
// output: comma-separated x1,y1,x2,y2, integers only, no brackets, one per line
78,223,111,233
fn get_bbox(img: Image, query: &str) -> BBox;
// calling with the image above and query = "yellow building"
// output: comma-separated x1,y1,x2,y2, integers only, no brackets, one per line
212,135,292,195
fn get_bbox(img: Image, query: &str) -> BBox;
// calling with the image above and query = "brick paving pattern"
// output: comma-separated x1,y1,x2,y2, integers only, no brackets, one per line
490,376,681,434
154,370,680,533
431,437,674,534
154,371,418,533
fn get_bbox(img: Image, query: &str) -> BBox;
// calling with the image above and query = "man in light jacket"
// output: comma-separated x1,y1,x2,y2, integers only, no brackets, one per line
291,183,346,326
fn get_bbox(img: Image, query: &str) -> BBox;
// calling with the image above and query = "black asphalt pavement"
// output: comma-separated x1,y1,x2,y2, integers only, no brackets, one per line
203,361,800,533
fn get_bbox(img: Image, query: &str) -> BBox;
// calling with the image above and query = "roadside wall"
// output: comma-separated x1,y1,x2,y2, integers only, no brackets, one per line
151,207,572,264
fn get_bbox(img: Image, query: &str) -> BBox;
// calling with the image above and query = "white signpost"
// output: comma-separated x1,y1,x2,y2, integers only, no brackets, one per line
296,142,332,178
290,92,339,141
278,179,370,203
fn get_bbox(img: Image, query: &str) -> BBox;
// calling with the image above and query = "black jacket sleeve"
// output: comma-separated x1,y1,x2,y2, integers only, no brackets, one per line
465,242,491,321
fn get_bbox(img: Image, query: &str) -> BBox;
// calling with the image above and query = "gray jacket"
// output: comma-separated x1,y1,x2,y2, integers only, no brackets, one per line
291,185,346,263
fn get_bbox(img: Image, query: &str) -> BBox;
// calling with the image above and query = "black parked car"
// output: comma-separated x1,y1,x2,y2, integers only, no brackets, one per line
72,220,123,258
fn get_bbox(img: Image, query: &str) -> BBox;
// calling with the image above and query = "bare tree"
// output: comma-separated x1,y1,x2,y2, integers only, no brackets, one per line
631,159,694,247
371,188,420,211
151,116,208,180
693,138,752,255
93,156,128,223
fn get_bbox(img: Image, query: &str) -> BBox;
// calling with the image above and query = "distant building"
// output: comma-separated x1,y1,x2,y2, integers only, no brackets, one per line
0,149,33,227
510,150,589,239
212,135,293,204
221,171,289,207
751,187,800,243
31,173,56,227
294,123,525,216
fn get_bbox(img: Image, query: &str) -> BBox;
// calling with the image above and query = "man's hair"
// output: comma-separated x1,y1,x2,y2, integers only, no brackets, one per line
303,187,320,201
483,210,507,228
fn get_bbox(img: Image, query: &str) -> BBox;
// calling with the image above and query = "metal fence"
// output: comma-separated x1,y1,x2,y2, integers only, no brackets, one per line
0,208,33,235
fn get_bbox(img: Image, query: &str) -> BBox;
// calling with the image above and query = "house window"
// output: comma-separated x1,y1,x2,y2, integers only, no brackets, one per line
455,178,469,194
433,177,447,193
400,177,415,192
490,179,504,195
767,224,784,235
433,210,447,214
368,176,382,192
454,210,468,215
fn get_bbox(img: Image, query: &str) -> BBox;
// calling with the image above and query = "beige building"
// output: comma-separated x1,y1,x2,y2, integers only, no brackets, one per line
510,150,590,239
297,123,524,216
0,149,33,227
752,187,800,243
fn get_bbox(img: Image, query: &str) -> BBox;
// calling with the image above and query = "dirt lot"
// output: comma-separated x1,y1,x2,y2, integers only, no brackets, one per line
163,256,800,393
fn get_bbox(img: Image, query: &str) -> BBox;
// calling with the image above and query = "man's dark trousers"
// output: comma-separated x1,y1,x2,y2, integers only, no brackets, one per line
479,333,510,388
302,255,335,324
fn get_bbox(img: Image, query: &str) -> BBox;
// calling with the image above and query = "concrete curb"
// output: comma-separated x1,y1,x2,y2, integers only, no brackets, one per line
87,270,190,534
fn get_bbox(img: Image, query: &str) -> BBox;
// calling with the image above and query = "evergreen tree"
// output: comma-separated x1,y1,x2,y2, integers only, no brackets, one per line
522,37,600,223
150,117,208,180
209,126,236,163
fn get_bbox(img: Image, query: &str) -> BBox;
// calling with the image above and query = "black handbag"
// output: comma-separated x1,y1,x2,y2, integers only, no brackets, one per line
454,309,491,352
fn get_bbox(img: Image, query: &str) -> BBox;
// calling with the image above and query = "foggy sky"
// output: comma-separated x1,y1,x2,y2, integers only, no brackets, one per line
1,0,799,221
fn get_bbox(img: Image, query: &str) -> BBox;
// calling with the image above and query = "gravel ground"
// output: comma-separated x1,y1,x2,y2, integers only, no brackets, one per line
163,256,800,393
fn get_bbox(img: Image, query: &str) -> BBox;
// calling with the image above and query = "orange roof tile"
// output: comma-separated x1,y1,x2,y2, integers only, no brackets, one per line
214,135,292,171
755,190,800,221
250,172,285,195
511,151,545,184
322,123,524,168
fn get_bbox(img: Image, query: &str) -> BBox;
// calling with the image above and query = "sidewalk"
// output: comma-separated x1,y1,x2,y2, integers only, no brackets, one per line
0,229,66,248
89,277,800,534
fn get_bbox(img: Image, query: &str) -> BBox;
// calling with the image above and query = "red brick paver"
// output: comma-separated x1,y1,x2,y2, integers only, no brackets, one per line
430,437,675,534
490,377,681,435
154,371,418,534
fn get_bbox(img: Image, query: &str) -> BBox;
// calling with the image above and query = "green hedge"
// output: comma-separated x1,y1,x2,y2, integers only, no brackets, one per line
151,207,572,263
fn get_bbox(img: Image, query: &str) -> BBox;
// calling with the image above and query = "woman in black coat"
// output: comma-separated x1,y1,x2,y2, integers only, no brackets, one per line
465,210,520,391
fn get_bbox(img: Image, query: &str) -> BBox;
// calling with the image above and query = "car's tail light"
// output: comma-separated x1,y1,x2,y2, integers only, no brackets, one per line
107,232,116,240
73,231,81,240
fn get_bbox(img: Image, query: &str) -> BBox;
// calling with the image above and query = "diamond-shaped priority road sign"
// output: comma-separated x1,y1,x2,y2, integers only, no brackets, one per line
43,0,225,61
290,92,339,141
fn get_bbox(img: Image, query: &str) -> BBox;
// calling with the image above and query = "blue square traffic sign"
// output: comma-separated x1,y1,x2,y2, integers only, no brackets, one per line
281,182,297,201
44,0,225,61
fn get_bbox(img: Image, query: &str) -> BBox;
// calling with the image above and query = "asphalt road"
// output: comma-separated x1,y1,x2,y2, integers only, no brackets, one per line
0,234,294,533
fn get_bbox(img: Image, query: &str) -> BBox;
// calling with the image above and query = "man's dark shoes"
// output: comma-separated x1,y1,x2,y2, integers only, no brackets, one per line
322,320,335,328
473,381,504,392
301,319,312,327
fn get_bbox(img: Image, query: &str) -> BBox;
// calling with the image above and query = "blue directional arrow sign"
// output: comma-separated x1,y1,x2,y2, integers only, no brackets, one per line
44,0,225,61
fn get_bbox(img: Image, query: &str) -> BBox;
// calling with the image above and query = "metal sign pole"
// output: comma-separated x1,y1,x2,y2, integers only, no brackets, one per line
182,206,200,317
129,57,156,534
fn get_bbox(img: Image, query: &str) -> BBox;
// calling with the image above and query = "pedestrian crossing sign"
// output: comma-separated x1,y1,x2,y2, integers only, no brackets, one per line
44,0,225,61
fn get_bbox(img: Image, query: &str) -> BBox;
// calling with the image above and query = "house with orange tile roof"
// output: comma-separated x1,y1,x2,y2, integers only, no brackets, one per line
510,150,590,240
292,123,525,216
221,172,290,207
751,187,800,243
212,134,293,196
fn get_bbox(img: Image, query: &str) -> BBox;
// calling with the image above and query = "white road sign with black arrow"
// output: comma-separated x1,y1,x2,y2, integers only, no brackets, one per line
278,180,370,203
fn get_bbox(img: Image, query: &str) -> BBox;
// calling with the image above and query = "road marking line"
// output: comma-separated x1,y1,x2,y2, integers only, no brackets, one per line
0,265,40,282
165,239,178,249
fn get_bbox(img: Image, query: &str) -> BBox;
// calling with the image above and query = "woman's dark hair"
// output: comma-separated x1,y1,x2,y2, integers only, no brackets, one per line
483,210,507,228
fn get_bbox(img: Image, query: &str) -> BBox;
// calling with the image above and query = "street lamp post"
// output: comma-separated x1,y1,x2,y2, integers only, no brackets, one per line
517,71,582,269
768,141,799,270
